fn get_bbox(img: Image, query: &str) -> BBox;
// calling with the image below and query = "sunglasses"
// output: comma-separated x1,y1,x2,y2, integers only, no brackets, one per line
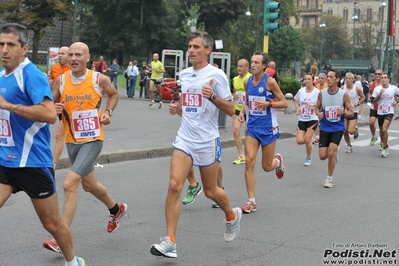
375,73,382,75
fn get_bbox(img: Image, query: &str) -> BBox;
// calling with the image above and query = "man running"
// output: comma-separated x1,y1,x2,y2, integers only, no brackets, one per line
371,73,399,158
43,42,127,253
232,59,251,165
149,53,165,109
150,31,241,259
239,51,287,214
315,69,353,188
49,46,70,169
368,69,383,147
0,23,85,266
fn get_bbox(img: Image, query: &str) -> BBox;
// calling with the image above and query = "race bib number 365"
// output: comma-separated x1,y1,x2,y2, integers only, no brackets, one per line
72,109,100,139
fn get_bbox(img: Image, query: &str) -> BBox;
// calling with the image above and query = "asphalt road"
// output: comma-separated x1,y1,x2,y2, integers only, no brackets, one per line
2,93,399,265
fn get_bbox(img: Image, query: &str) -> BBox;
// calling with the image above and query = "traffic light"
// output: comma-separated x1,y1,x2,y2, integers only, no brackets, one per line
264,0,280,34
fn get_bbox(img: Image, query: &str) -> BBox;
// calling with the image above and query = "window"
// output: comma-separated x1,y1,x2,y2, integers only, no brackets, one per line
328,8,333,15
343,8,348,22
367,7,372,22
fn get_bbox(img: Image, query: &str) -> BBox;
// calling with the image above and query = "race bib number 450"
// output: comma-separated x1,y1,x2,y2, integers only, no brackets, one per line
72,109,100,139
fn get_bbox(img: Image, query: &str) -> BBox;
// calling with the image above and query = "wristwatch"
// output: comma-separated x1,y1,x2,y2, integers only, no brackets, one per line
105,109,113,116
209,93,217,102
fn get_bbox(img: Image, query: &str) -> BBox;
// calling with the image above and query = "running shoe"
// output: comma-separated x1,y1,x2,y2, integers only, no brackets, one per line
182,182,202,205
381,146,389,158
241,201,257,213
369,137,378,146
274,154,285,179
345,145,353,153
312,137,319,145
107,203,128,233
43,239,61,254
224,207,242,242
149,101,155,107
159,102,163,109
150,236,177,258
324,178,334,188
76,256,86,266
379,143,383,151
304,158,312,166
354,126,359,139
233,155,245,165
211,201,219,208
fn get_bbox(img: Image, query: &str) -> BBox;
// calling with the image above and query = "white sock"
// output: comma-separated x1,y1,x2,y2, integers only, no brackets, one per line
275,159,281,168
151,100,154,103
327,176,332,179
65,257,78,266
249,198,256,204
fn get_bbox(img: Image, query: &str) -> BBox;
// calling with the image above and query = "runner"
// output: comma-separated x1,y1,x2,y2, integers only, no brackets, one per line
315,69,354,188
294,73,320,166
43,41,127,253
239,51,287,214
371,73,399,158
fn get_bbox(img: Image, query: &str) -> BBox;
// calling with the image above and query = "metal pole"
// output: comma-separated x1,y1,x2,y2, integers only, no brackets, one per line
72,0,78,42
383,0,390,72
60,20,64,47
351,4,357,61
256,0,260,51
379,4,385,69
390,0,396,83
319,15,325,70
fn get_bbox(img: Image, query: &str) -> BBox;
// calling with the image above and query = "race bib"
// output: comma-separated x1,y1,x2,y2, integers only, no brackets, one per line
248,95,267,116
0,109,15,146
324,106,341,122
182,92,203,114
72,109,100,139
379,100,392,114
236,92,246,105
300,103,315,119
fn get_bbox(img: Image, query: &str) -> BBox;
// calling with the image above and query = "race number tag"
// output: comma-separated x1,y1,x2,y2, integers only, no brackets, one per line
324,106,341,122
379,101,392,114
236,92,246,105
182,92,203,113
72,109,100,139
0,109,15,146
300,103,315,119
248,95,266,116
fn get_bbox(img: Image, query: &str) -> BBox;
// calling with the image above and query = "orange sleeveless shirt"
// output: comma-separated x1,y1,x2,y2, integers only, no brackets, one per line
60,70,104,143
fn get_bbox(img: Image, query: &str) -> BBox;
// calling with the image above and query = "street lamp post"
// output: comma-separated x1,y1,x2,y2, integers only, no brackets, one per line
379,0,386,69
319,14,326,71
351,2,358,60
72,0,78,42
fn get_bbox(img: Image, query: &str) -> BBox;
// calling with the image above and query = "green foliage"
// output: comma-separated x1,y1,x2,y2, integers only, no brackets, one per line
279,76,301,95
0,0,73,63
177,3,205,37
303,15,351,64
355,12,380,60
269,26,305,64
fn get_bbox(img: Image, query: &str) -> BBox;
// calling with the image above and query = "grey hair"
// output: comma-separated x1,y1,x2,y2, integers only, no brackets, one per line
189,31,214,49
1,23,29,46
319,73,327,78
345,72,354,79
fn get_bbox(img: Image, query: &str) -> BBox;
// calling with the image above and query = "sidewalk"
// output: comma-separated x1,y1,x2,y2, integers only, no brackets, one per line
52,90,296,169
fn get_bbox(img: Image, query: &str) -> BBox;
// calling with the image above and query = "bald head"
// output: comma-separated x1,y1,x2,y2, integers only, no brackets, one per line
153,53,159,61
237,59,249,77
57,46,69,66
68,42,90,76
268,61,276,69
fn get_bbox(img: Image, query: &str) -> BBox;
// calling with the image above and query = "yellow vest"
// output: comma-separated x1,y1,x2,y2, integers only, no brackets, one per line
233,72,251,111
151,61,164,80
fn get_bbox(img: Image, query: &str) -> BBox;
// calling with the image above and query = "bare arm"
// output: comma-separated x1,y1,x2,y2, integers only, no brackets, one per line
268,77,288,109
0,95,56,124
100,74,118,122
356,86,365,105
202,79,235,116
342,93,354,118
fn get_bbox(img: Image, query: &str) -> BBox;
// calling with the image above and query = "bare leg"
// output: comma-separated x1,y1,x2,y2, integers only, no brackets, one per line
53,122,64,167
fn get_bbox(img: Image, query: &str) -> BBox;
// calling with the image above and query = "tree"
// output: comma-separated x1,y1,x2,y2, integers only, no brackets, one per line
355,12,380,60
303,15,351,64
0,0,73,63
269,26,306,65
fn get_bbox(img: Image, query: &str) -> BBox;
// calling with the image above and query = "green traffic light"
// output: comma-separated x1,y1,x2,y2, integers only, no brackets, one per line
264,0,280,34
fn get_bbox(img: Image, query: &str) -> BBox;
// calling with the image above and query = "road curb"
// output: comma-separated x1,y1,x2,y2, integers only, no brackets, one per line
55,132,296,170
